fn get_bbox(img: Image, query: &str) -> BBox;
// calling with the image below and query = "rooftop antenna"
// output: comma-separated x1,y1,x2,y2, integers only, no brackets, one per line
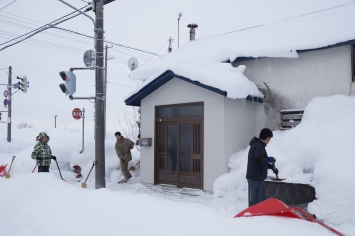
168,37,173,53
177,12,182,48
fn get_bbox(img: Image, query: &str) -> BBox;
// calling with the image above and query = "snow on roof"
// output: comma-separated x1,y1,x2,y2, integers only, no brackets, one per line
124,64,264,102
126,3,355,101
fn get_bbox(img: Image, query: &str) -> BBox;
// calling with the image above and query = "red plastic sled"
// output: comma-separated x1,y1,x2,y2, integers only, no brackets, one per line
0,164,7,177
235,198,344,236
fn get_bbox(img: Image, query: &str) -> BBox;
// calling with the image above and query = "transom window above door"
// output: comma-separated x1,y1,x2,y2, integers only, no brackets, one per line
158,104,203,118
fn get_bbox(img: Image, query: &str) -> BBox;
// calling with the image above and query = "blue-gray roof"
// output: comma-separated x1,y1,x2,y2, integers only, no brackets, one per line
125,70,263,106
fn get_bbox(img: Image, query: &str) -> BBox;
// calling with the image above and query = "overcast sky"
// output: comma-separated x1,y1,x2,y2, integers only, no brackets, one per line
0,0,351,131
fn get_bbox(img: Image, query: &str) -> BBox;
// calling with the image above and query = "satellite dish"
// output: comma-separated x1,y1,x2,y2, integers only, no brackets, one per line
127,57,138,71
83,50,96,67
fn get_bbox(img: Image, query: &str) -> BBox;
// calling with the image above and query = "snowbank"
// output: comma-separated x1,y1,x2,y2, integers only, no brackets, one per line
0,126,140,184
0,173,333,236
213,95,355,235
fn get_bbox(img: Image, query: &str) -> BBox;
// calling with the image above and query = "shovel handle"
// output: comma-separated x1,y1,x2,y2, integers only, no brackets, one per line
32,164,38,173
83,161,96,184
8,156,16,173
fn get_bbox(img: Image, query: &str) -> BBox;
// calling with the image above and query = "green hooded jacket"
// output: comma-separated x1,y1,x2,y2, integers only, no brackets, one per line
31,132,52,166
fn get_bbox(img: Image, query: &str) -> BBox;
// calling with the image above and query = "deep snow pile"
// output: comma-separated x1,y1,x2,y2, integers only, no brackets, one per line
0,174,335,236
213,95,355,235
0,124,140,185
127,4,355,100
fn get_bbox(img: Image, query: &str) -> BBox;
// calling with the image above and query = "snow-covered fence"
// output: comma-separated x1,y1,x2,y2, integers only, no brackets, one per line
280,109,304,130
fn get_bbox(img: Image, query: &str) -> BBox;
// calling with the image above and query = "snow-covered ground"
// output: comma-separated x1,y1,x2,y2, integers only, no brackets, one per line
0,95,353,236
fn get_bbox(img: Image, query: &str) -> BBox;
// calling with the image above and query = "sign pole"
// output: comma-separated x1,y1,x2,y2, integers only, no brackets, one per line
7,66,11,142
80,108,85,154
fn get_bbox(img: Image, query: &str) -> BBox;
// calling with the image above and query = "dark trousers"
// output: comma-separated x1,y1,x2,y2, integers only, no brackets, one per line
38,166,50,173
247,179,265,207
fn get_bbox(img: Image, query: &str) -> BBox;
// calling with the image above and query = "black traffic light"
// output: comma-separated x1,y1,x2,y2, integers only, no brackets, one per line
59,71,76,96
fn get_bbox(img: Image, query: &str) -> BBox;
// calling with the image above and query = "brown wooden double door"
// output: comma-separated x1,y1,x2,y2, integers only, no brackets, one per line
156,120,203,189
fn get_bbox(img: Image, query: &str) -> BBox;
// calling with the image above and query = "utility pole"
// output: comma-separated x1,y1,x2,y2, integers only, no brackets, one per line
7,66,11,142
54,115,58,128
168,37,173,53
178,12,182,48
95,0,106,189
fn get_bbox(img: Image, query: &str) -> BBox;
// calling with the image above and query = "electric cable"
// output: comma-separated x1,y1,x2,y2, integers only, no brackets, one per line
0,12,159,61
204,2,354,39
0,0,18,11
0,7,85,46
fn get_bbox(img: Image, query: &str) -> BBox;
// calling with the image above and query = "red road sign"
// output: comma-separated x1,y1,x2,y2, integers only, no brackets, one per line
72,108,82,120
3,90,9,97
3,99,8,106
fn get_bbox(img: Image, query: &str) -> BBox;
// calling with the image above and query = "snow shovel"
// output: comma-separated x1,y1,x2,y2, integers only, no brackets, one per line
82,161,96,188
32,164,38,173
0,164,7,177
54,159,67,182
129,161,140,171
271,174,286,181
6,156,16,179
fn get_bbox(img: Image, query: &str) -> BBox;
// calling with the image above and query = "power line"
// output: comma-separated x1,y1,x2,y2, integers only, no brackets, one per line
0,0,18,11
0,6,85,47
0,11,160,60
0,10,163,59
205,2,354,39
0,60,135,90
53,27,162,58
0,15,159,62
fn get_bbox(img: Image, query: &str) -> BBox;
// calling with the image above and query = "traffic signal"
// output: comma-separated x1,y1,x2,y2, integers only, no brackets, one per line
17,76,28,93
59,71,76,96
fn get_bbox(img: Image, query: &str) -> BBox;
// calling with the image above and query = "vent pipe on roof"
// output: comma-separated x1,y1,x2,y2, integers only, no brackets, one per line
187,23,198,41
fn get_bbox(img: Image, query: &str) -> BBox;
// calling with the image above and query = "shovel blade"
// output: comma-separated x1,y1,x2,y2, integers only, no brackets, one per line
81,183,87,188
6,173,10,179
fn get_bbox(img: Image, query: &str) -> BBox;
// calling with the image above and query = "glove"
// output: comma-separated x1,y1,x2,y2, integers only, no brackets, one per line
121,158,125,163
36,157,43,161
51,156,57,161
269,156,276,163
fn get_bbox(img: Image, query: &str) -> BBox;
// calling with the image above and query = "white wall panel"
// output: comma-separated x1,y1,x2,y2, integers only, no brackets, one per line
139,78,225,190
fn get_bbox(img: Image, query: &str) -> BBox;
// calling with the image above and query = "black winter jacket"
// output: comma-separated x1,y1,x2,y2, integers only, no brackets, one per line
246,137,271,180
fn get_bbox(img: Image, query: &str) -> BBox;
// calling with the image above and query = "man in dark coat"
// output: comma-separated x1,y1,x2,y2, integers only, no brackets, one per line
115,132,134,183
246,128,275,207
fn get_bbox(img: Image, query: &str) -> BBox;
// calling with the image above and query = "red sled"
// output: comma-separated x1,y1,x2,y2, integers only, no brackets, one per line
0,164,7,177
235,198,344,236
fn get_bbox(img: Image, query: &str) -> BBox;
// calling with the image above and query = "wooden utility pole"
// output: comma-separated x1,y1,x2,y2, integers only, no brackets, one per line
94,0,106,189
7,66,11,142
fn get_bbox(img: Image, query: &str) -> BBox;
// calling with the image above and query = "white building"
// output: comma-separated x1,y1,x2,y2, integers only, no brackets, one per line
124,5,355,191
125,70,263,191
